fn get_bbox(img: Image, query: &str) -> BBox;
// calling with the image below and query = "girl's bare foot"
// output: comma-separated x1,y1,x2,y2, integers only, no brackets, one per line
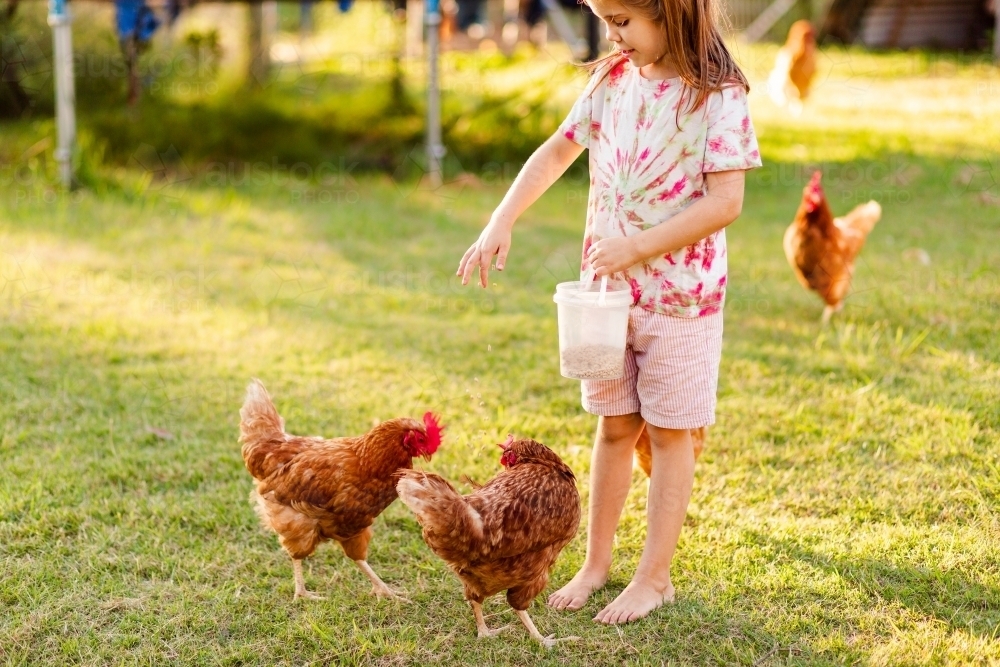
547,567,607,611
593,578,674,625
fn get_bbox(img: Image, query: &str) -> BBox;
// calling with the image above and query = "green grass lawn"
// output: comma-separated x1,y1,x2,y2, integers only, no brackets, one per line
2,16,1000,665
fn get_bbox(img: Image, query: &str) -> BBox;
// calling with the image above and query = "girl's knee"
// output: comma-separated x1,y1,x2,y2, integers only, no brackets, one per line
597,413,645,445
645,425,694,450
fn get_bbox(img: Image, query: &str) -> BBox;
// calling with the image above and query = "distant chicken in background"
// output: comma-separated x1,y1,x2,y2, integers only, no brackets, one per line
768,20,817,116
239,379,443,600
397,436,580,647
784,172,882,323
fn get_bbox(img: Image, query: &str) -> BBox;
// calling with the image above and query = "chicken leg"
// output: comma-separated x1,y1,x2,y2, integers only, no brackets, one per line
353,559,408,600
470,600,504,638
340,528,408,600
821,302,842,325
514,609,580,649
292,559,324,600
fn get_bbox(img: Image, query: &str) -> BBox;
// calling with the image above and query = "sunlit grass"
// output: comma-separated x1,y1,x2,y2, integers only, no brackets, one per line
2,18,999,667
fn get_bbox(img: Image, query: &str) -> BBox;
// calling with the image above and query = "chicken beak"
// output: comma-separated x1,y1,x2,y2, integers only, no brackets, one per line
497,434,515,450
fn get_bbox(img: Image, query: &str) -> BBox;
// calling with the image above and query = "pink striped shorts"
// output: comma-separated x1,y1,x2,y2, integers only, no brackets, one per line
581,308,724,429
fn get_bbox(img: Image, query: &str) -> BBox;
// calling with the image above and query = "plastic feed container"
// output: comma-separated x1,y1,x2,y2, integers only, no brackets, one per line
553,281,632,380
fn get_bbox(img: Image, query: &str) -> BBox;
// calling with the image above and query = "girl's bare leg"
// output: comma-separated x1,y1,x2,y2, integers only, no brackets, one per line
594,425,695,624
547,413,646,611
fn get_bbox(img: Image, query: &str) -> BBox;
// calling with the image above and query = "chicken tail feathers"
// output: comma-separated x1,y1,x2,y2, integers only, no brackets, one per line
239,379,288,478
240,379,285,443
396,471,484,543
842,200,882,236
836,200,882,260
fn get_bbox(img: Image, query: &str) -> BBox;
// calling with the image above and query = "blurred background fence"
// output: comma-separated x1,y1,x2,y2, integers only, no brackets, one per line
1,0,997,182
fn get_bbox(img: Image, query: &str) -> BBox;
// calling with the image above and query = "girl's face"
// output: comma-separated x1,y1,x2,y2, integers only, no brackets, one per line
587,0,674,79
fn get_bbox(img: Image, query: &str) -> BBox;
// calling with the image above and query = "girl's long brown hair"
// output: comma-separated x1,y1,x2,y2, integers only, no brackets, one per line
585,0,749,113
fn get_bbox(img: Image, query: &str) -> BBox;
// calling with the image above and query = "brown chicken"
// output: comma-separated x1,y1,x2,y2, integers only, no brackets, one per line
633,425,705,477
768,20,817,116
239,379,443,600
783,171,882,323
396,436,581,647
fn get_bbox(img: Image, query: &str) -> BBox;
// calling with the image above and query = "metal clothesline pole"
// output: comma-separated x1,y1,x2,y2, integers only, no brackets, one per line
742,0,797,43
538,0,588,59
425,0,443,188
48,0,76,187
994,1,999,63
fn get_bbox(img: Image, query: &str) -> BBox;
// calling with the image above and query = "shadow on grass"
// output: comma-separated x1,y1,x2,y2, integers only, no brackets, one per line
754,533,1000,640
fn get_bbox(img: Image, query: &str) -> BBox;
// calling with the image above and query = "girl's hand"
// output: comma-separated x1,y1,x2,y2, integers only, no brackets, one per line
587,236,641,276
457,219,513,288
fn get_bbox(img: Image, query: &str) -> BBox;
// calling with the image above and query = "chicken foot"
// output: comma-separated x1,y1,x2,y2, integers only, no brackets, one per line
470,600,506,638
292,559,324,601
514,609,581,649
821,302,842,325
354,560,408,601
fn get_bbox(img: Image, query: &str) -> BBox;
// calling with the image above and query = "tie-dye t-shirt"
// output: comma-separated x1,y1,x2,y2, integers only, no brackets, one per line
559,58,762,318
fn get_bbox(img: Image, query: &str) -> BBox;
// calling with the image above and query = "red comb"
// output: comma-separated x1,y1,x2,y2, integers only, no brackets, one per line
423,412,443,451
809,171,823,188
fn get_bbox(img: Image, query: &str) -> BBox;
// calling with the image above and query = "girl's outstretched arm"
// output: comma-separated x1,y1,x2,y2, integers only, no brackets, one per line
586,170,746,276
458,133,584,288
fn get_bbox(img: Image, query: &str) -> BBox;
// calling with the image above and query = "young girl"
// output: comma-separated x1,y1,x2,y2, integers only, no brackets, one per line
456,0,760,625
